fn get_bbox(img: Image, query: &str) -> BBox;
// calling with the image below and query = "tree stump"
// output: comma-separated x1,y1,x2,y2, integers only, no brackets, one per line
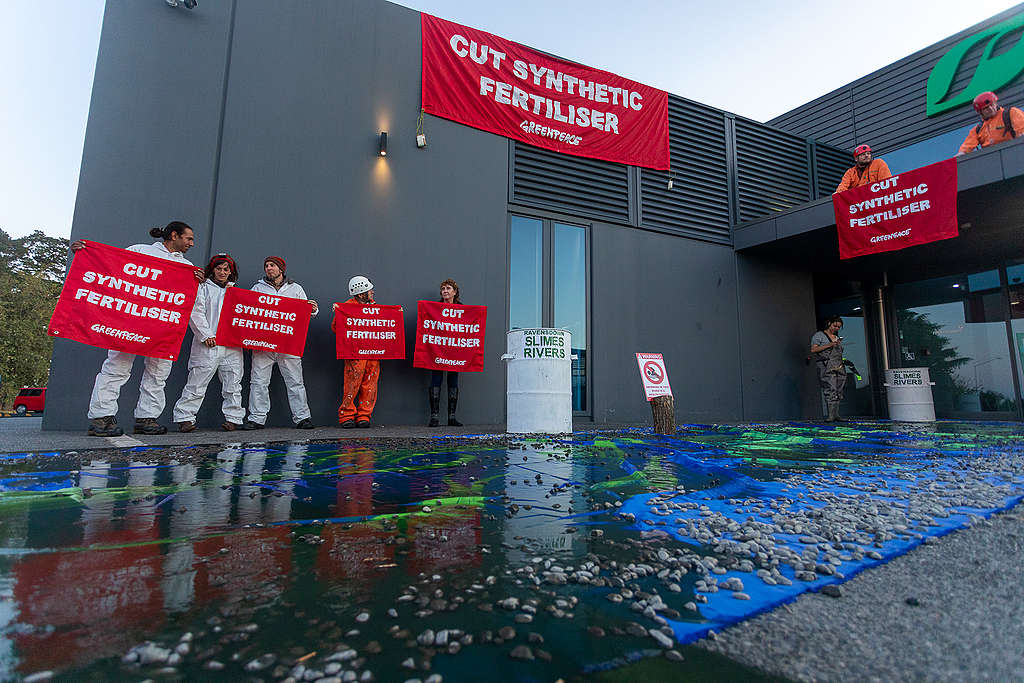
650,395,675,434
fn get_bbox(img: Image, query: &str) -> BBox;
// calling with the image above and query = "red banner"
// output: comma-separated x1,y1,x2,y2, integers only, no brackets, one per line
413,301,487,372
833,158,959,259
47,241,199,360
421,14,669,170
215,286,312,357
334,303,405,360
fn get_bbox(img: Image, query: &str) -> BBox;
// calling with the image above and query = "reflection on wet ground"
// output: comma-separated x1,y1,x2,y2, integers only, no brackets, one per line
0,421,1022,681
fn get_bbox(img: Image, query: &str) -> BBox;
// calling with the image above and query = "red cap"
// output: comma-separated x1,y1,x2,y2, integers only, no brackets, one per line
264,256,286,272
853,144,871,158
207,253,238,281
973,91,997,113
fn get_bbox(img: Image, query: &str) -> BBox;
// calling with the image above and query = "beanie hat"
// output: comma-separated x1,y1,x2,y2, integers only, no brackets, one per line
264,256,286,273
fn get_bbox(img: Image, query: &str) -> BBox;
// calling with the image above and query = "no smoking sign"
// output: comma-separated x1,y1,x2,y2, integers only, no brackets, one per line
636,353,672,400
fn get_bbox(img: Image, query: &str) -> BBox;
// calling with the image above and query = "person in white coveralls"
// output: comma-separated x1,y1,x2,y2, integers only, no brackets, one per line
72,221,204,437
172,253,245,432
241,256,318,430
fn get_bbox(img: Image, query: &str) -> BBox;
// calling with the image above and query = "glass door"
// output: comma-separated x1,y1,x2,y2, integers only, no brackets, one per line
509,215,590,414
891,270,1019,418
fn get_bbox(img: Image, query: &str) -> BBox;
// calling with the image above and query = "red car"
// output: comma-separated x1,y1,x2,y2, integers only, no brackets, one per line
13,388,46,415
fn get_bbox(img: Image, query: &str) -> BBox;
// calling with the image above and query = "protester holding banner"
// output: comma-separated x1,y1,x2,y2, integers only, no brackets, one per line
427,279,464,427
242,256,317,430
332,276,380,428
834,144,891,194
956,91,1024,156
171,253,245,432
810,316,846,422
73,221,203,436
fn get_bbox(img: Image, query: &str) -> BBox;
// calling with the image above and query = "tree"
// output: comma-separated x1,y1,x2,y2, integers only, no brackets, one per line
895,308,971,411
0,230,70,407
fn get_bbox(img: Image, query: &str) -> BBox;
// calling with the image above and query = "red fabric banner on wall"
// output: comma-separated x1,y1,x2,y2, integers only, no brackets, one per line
413,301,487,372
47,241,200,360
832,158,959,260
334,303,405,360
421,14,669,170
215,286,312,357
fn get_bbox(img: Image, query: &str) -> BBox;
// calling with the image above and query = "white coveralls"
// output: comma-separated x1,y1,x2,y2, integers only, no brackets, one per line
87,241,194,420
245,278,316,425
171,280,245,424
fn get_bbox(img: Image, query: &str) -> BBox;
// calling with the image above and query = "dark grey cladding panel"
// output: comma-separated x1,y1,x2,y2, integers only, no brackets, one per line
814,143,851,197
769,87,856,150
734,119,811,223
639,96,730,244
769,5,1024,153
512,142,630,222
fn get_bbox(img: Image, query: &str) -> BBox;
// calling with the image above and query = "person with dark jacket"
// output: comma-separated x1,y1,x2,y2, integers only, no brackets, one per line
427,278,464,427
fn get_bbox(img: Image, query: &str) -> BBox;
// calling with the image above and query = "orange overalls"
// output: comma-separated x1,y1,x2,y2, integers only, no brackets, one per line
835,158,892,193
958,106,1024,154
333,297,380,423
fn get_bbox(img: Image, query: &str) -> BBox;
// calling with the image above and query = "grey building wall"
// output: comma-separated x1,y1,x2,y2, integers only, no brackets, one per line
47,0,821,430
769,4,1024,154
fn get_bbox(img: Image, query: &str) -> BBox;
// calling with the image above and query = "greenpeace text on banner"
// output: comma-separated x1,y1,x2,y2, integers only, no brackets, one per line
832,158,958,260
47,241,200,360
421,14,669,170
215,286,312,357
413,301,487,372
334,303,405,360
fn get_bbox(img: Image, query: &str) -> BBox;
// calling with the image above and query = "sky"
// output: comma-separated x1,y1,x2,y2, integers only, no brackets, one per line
1,0,1018,240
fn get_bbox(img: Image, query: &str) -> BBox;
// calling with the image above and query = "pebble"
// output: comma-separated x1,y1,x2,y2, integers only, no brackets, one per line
23,673,54,683
498,626,517,640
649,629,674,648
509,645,534,660
821,585,842,598
245,653,277,671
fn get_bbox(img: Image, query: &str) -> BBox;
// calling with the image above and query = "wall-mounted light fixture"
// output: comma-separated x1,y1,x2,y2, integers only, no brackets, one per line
379,132,388,157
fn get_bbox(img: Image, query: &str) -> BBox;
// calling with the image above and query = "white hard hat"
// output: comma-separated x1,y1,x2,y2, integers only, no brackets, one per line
349,275,373,296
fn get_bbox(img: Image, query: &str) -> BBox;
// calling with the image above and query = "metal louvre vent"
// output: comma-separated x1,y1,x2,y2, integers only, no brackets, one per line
814,143,850,198
639,97,730,243
734,119,811,223
512,143,630,222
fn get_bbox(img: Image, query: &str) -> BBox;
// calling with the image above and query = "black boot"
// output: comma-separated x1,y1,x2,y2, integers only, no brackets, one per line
447,387,463,427
428,386,441,427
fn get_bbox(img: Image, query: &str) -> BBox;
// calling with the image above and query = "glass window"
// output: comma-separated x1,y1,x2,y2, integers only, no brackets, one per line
554,223,587,411
881,123,975,175
893,271,1017,415
509,216,543,330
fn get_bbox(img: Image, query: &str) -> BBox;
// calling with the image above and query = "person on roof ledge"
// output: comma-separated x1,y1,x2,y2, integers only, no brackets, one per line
835,144,891,193
957,91,1024,156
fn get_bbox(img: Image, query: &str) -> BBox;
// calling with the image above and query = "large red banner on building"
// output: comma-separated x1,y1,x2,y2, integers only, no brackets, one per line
215,286,312,357
421,14,669,170
334,303,405,360
833,158,959,259
413,301,487,372
47,241,200,360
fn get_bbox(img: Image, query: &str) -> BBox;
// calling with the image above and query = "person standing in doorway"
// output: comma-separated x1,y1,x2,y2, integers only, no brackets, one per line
427,278,464,428
334,276,379,428
172,253,245,432
74,221,204,436
242,256,317,429
834,144,891,193
810,316,846,422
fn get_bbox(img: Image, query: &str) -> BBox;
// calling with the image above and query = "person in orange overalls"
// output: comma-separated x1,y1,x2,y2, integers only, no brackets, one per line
332,275,379,428
834,144,891,193
957,91,1024,156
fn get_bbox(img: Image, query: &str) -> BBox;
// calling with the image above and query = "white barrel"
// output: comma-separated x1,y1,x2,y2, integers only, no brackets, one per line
884,367,936,422
503,328,572,434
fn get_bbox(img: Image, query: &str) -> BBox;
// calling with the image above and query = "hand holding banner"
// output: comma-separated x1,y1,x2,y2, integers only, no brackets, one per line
334,303,405,360
832,158,958,259
47,241,200,360
413,301,487,372
215,286,312,356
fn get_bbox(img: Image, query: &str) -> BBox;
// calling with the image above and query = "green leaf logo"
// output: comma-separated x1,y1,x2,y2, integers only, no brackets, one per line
926,12,1024,117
